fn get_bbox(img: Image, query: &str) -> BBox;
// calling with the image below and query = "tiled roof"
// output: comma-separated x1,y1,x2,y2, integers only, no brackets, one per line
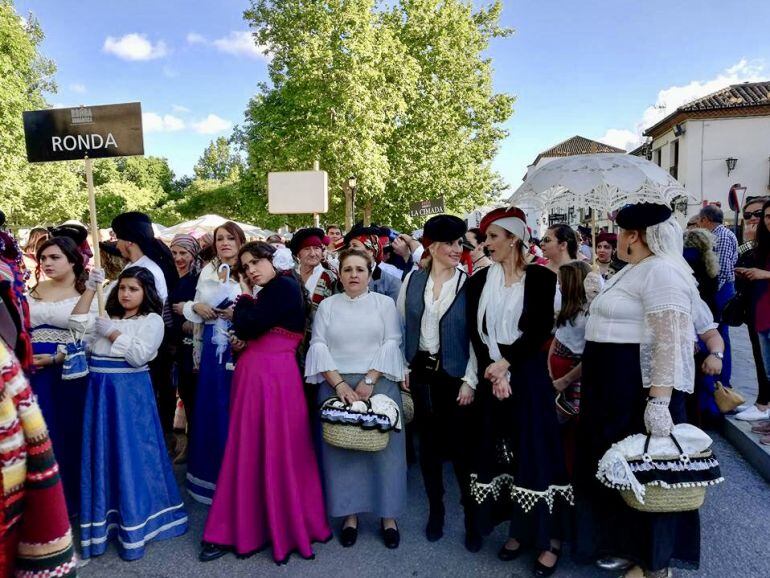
679,81,770,112
644,81,770,137
532,135,625,165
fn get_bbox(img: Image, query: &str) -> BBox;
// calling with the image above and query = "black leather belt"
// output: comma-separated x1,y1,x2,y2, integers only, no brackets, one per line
415,350,441,372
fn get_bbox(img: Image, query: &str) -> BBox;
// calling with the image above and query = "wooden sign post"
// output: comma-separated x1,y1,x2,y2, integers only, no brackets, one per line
23,102,145,313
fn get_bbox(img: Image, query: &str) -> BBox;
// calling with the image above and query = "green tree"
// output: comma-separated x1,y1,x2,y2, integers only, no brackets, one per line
194,136,243,181
242,0,419,229
241,0,513,230
0,1,85,227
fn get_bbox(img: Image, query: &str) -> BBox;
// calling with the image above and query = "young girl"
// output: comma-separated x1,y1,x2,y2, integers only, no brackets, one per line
71,267,188,561
548,261,601,474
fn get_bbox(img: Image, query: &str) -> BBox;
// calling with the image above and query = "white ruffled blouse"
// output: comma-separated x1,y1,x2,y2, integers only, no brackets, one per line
304,291,406,383
585,255,715,394
69,312,165,367
29,295,98,342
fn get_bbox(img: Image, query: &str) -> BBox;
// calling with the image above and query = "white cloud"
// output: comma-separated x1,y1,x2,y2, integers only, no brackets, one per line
212,31,269,60
186,32,206,45
69,83,86,94
171,104,190,114
597,129,637,152
103,33,168,61
143,112,185,133
191,114,232,134
639,58,765,131
600,58,766,149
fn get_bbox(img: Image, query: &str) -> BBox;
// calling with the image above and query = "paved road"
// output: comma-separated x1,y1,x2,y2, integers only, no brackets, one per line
81,328,770,577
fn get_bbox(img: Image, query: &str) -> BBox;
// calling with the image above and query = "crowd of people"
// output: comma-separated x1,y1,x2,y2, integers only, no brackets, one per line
0,195,768,577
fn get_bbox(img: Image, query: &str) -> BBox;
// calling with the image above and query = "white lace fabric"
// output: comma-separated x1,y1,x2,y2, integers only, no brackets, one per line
641,307,694,393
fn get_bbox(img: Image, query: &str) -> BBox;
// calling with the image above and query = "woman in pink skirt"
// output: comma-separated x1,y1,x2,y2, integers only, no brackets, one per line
199,241,331,565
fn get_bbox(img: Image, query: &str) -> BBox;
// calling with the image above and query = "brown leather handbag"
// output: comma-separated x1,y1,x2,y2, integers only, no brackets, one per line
713,381,745,413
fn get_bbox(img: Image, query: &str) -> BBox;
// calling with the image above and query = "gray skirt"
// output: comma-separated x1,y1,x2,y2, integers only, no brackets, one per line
317,373,407,519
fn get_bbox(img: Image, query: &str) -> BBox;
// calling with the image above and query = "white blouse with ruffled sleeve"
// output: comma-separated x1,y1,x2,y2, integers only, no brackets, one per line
585,255,711,393
69,312,165,367
305,291,405,383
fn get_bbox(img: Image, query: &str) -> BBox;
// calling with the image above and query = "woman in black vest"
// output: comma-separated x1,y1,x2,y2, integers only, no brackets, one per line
397,215,481,552
465,207,570,577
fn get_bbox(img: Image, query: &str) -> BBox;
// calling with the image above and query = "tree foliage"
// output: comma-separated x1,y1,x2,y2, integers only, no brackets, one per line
241,0,513,230
0,1,84,227
194,137,243,181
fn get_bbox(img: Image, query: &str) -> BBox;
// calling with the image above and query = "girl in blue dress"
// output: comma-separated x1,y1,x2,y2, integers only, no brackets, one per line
71,266,188,561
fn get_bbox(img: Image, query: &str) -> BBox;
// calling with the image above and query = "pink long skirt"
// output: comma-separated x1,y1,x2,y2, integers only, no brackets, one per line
202,328,331,562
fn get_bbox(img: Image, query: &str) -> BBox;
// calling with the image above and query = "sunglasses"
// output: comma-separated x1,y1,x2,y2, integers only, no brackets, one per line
743,210,764,220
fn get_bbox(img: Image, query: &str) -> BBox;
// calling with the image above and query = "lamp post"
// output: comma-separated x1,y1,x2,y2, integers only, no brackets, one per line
726,157,738,176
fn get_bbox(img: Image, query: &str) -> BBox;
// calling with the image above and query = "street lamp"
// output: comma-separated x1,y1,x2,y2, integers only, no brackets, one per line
726,157,738,176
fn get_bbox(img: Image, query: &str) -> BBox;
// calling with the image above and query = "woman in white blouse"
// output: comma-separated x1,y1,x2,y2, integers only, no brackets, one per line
397,215,480,551
305,248,406,550
182,221,246,504
71,266,188,561
572,203,724,578
27,236,93,513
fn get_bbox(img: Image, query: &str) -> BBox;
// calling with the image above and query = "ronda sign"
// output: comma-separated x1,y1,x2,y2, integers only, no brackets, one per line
23,102,144,163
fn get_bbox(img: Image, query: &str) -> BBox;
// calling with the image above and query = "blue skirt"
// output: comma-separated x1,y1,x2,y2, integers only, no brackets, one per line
80,356,188,561
186,324,233,504
30,325,87,515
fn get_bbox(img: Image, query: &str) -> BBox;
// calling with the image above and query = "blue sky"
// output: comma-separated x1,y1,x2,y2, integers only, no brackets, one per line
16,0,770,194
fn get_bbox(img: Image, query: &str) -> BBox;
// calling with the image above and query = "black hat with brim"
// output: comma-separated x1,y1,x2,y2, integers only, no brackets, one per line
615,203,672,230
50,223,88,246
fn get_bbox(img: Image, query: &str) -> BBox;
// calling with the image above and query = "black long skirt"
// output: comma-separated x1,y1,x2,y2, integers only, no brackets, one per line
469,350,572,550
572,341,699,571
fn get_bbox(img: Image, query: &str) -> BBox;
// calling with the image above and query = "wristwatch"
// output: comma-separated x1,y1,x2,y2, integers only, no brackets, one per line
709,351,724,360
364,376,375,386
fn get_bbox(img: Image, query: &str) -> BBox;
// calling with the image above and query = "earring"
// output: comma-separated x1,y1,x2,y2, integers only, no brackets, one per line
627,245,632,256
510,243,514,247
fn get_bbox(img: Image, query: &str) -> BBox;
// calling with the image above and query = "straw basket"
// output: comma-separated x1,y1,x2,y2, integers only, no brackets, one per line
322,422,389,452
620,485,706,513
320,398,390,452
401,391,414,424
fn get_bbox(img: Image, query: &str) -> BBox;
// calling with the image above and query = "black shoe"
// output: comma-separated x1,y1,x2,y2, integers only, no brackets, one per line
497,543,522,562
340,524,358,548
381,520,400,549
464,530,483,553
199,543,227,562
533,545,561,577
425,508,444,542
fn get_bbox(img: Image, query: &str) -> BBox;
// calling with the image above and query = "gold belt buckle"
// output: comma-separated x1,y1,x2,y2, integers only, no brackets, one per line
428,354,440,372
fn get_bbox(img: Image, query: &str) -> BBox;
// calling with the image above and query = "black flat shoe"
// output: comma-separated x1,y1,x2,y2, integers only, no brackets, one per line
381,520,400,549
340,524,358,547
497,543,522,562
425,509,444,542
533,545,561,577
199,543,227,562
464,530,483,553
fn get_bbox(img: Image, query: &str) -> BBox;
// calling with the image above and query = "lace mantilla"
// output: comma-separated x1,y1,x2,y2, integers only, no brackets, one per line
469,473,574,513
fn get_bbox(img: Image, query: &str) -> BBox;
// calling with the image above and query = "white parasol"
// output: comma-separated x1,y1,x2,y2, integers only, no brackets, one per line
158,214,275,241
509,153,691,214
